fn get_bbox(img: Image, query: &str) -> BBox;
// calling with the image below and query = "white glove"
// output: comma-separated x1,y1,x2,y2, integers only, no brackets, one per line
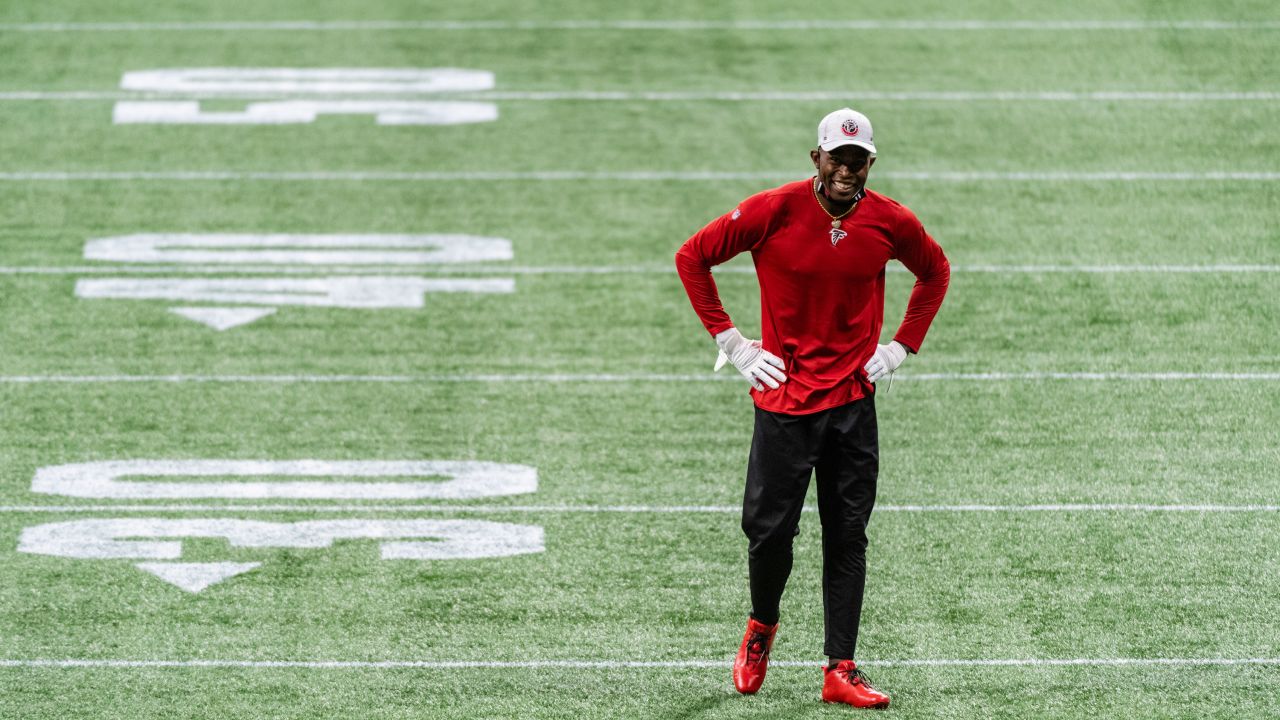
713,328,787,391
863,340,908,383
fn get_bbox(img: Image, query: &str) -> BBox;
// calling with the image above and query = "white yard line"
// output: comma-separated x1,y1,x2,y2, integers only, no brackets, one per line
907,372,1280,380
6,90,1280,102
0,265,676,275
1,657,1277,669
939,264,1280,273
0,504,1276,514
1,171,1276,182
2,20,1279,32
1,264,1278,275
453,90,1280,102
0,373,1277,384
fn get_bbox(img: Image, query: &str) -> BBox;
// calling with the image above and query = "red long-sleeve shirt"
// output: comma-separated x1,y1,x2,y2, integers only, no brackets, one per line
675,178,950,415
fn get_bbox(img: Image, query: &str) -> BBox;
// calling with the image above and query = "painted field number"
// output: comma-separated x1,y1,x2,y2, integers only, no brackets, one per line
121,68,495,95
114,68,498,126
19,460,545,593
77,233,516,330
75,276,513,308
19,518,545,593
84,234,514,265
32,459,538,500
114,100,497,126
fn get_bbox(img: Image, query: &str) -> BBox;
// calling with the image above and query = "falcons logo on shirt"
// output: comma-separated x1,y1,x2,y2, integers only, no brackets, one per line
830,228,848,247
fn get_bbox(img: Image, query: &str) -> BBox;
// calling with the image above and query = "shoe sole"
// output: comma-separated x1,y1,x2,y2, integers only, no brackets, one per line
822,698,890,709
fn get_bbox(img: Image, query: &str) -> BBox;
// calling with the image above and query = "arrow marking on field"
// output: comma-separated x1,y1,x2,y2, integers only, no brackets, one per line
168,306,277,330
134,562,262,593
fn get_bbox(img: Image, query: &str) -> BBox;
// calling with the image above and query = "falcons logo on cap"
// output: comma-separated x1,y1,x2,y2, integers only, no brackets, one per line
830,228,848,247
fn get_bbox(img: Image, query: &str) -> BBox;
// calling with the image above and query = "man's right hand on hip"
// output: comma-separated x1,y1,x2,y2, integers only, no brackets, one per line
714,328,787,391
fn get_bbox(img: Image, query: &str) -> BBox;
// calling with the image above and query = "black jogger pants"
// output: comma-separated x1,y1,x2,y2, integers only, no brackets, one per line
741,395,878,660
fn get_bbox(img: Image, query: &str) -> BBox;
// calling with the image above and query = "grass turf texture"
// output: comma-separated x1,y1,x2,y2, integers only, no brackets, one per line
1,382,1277,507
3,272,1277,375
3,104,1279,173
5,666,1278,720
1,0,1279,717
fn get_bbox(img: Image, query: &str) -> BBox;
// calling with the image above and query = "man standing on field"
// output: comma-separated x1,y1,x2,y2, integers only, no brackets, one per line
674,108,949,709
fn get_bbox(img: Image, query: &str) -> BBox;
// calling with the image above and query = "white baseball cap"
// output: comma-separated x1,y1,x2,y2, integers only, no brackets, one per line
817,108,876,156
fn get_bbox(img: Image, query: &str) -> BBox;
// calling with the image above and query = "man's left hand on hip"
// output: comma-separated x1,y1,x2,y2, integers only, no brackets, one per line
863,341,908,383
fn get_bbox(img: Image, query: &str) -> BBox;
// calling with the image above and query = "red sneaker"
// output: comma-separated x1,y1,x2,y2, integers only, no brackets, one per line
732,617,777,694
822,660,890,709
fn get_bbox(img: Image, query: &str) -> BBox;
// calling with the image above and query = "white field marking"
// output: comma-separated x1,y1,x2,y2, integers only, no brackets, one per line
83,234,514,265
3,170,1279,182
74,276,513,308
1,503,1278,514
0,657,1277,670
938,264,1280,274
112,100,498,125
9,90,1280,102
444,90,1280,102
135,561,262,593
120,68,495,95
4,264,1280,276
168,307,277,330
904,372,1280,381
18,518,545,592
4,19,1280,31
113,68,500,126
18,518,546,561
1,372,1279,384
31,460,538,500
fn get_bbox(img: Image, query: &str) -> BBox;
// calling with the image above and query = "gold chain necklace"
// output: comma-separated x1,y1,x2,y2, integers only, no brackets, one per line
812,178,859,228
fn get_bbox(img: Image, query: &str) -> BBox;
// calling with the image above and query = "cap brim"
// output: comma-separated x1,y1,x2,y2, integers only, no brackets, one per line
819,138,877,155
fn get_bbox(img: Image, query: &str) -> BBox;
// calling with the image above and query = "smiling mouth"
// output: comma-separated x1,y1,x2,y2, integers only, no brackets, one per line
831,180,856,193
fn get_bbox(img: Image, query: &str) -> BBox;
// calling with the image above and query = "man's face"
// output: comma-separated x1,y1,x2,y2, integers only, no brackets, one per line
810,145,875,203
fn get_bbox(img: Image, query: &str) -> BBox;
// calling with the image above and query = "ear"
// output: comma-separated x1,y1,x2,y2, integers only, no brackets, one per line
810,148,821,168
868,157,877,170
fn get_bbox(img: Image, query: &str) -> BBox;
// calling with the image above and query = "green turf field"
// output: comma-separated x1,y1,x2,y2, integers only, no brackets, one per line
1,1,1278,718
